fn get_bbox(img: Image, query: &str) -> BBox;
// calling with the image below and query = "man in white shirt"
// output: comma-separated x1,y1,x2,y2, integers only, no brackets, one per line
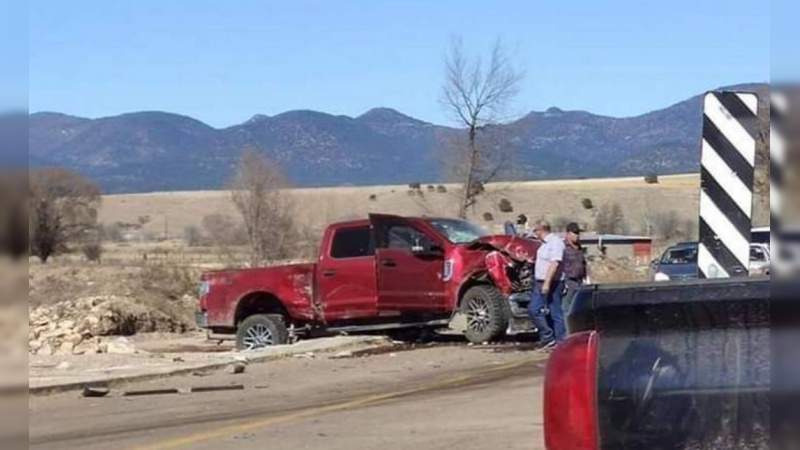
527,220,566,349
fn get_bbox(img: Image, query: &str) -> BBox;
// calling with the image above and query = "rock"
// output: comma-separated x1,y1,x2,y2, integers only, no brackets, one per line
38,343,53,356
58,341,75,355
105,337,136,354
29,340,43,354
65,333,84,346
56,361,71,370
330,351,353,359
226,363,246,374
59,319,76,330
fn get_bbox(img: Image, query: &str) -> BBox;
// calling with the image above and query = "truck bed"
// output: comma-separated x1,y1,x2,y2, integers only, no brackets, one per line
550,277,775,450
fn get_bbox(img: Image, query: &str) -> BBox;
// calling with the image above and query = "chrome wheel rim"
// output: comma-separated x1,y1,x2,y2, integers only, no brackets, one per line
242,324,274,349
466,297,491,334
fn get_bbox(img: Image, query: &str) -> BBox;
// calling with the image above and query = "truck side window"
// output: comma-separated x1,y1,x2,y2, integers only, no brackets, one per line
384,225,432,251
331,227,374,258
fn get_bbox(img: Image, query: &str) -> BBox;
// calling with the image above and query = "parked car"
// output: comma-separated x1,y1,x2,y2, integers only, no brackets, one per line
197,214,541,349
650,241,699,281
651,240,770,281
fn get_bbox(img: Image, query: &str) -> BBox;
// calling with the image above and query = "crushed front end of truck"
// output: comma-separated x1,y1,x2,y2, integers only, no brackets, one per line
469,235,539,336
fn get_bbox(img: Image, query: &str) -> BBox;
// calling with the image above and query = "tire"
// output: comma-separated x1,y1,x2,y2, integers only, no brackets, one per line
236,314,289,350
461,285,510,344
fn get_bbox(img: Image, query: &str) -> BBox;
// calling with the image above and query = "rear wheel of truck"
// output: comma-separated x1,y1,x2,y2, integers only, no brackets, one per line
461,285,509,344
236,314,288,350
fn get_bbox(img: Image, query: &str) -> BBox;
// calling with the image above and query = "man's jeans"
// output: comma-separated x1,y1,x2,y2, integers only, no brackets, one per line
562,278,582,316
529,279,566,344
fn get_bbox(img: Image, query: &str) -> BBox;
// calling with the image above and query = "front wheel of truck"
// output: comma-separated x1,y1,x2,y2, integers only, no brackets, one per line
461,285,510,344
236,314,289,350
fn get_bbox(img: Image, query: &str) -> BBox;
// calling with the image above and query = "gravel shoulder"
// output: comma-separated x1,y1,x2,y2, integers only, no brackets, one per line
29,334,392,394
30,342,549,450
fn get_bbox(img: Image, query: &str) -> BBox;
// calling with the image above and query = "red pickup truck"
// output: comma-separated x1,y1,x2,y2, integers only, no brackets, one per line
197,214,540,349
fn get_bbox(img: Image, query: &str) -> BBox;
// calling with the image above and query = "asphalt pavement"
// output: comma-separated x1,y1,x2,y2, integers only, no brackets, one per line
29,341,549,450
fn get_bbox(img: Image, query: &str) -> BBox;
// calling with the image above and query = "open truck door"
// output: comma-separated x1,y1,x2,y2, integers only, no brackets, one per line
369,214,448,314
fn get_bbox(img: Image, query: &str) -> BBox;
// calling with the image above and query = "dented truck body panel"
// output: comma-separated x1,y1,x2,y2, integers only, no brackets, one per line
199,215,540,334
202,263,316,327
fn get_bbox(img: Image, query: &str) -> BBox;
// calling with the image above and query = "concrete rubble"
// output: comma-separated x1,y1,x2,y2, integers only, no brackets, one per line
29,295,190,356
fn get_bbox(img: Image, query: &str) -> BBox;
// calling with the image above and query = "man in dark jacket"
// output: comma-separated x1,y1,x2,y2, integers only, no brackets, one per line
562,222,588,315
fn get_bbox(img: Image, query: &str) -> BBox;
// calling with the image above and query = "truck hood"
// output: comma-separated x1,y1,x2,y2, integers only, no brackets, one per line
468,235,540,263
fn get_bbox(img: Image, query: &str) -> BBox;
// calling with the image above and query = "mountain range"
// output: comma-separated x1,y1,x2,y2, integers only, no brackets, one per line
29,83,766,193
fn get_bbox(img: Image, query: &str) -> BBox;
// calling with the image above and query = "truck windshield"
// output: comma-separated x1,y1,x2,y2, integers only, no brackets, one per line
427,219,489,244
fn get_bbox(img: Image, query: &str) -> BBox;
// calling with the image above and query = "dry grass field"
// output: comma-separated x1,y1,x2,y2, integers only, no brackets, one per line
99,173,703,239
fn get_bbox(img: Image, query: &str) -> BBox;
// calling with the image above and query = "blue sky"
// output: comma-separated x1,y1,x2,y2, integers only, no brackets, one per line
27,0,771,127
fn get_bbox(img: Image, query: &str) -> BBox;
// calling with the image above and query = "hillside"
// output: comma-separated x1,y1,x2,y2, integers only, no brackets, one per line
29,84,766,193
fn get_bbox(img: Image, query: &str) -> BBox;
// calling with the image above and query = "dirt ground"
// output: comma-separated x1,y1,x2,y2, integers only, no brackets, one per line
29,340,549,450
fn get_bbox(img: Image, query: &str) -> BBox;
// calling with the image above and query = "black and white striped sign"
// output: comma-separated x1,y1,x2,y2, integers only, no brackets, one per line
698,91,759,278
770,91,785,242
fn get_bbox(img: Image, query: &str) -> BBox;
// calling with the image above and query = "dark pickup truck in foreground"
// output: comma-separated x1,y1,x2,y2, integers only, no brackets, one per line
543,276,786,450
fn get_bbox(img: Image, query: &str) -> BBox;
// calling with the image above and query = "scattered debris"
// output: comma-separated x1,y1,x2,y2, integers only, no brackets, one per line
29,295,189,355
105,337,138,354
226,363,246,374
123,388,180,397
82,386,110,398
190,384,245,393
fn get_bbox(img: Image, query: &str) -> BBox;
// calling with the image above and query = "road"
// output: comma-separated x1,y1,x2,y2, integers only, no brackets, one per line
30,342,549,450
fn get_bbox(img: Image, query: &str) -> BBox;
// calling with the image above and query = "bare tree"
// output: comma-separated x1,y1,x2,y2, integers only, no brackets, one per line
441,37,524,218
28,168,101,262
230,149,297,266
594,202,627,235
202,213,247,246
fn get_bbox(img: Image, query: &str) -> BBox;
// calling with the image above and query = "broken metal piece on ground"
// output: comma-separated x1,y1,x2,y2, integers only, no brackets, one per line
123,388,180,396
190,384,245,393
81,386,110,398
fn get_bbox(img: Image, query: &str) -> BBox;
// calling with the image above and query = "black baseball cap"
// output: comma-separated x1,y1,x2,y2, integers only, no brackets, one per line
566,222,582,234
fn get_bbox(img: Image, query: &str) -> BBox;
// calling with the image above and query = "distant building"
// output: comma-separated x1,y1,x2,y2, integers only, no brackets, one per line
579,233,653,263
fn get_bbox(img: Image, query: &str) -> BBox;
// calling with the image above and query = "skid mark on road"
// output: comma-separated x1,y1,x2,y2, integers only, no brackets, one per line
131,358,544,450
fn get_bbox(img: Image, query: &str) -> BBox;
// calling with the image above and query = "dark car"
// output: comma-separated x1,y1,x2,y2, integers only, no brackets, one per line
651,242,699,281
652,238,771,281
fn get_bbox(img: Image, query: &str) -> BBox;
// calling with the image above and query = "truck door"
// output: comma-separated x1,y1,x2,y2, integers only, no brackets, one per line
370,214,447,313
316,224,378,321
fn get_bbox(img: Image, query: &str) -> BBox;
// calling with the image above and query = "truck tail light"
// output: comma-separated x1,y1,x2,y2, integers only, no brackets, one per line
544,331,599,450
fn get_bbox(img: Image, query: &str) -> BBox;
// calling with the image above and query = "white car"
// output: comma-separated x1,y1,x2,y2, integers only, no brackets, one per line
748,242,770,276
